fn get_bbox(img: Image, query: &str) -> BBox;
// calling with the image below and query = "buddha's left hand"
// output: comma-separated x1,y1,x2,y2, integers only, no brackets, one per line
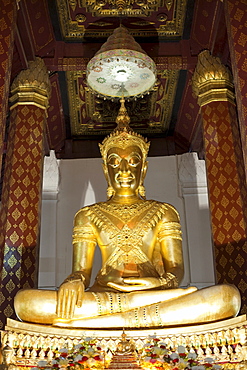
107,277,164,292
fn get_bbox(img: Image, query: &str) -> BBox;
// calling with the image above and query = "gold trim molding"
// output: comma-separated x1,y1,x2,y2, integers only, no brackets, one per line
192,50,235,107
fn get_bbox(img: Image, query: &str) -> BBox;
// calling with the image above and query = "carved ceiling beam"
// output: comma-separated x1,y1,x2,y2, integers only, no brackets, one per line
44,56,197,72
155,56,197,71
16,0,36,61
43,40,197,71
53,39,193,58
190,0,225,56
14,27,29,70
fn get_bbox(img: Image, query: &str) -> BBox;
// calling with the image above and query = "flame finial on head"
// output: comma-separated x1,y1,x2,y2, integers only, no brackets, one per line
115,97,131,131
99,98,150,163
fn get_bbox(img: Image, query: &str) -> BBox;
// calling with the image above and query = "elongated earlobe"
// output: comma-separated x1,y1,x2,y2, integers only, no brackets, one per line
103,163,115,199
137,161,148,199
107,186,115,199
138,184,146,199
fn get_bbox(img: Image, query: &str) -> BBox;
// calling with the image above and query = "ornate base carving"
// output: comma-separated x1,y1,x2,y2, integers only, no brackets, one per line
108,354,142,370
1,316,247,368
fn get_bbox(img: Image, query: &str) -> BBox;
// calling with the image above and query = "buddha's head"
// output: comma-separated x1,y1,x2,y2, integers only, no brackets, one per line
99,99,150,200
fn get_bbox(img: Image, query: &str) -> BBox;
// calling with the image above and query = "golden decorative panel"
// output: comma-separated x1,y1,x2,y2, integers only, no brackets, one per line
3,316,247,367
67,70,179,137
56,0,187,39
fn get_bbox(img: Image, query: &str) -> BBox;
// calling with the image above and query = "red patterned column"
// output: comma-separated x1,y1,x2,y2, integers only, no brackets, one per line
192,50,247,314
0,58,51,328
0,0,18,173
224,1,247,172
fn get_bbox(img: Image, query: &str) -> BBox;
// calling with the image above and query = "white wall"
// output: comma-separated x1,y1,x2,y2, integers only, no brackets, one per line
39,152,215,290
39,151,59,289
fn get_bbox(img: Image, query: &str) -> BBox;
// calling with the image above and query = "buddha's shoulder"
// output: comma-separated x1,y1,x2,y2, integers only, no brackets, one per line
148,200,180,220
74,202,107,220
73,204,96,224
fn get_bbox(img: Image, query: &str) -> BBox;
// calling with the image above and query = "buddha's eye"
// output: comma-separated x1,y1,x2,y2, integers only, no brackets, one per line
107,156,120,168
128,155,141,167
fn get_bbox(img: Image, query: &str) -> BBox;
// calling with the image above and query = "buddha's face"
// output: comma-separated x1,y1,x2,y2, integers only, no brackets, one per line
105,145,146,196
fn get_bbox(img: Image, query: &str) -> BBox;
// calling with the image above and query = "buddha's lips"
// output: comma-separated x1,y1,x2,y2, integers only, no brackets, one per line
119,177,133,182
115,174,134,184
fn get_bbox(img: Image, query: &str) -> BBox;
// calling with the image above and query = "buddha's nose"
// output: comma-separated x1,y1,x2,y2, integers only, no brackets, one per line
119,158,130,173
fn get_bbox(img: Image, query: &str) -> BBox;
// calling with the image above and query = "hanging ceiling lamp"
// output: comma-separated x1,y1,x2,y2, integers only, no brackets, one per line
86,26,156,100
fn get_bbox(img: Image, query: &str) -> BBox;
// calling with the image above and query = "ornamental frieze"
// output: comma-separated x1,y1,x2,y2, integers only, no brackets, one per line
56,0,187,39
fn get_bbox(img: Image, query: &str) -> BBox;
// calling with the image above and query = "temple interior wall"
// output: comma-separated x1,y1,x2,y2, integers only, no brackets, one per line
39,152,215,291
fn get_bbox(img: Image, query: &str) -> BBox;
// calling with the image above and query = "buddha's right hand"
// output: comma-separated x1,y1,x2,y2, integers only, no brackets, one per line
57,276,85,319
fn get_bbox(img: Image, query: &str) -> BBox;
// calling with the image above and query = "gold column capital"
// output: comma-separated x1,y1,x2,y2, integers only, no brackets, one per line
10,57,51,113
192,50,235,107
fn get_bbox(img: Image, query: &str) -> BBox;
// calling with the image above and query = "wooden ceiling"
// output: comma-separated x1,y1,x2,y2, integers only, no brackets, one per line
11,0,230,159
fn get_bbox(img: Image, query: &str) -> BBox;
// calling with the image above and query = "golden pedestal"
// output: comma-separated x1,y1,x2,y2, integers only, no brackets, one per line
108,354,142,370
1,316,247,369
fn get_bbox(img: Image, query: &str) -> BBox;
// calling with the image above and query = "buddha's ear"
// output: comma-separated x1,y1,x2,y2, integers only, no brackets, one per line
102,162,109,182
142,160,148,180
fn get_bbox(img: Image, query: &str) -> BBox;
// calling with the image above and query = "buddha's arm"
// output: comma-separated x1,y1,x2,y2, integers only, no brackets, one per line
71,209,97,288
158,204,184,285
57,208,97,319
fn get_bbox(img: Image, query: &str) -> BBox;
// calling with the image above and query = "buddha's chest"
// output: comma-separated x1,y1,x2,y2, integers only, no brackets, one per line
88,200,167,253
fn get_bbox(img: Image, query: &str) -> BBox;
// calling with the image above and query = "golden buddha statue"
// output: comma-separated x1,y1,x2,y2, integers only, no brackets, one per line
14,99,241,328
115,332,136,355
